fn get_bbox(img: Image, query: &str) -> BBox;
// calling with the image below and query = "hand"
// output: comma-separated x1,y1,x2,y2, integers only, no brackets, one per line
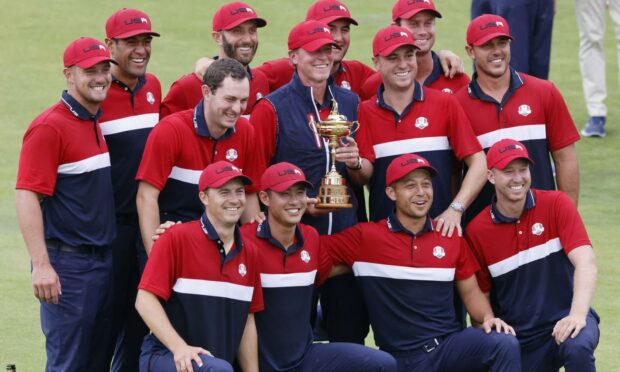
434,208,463,237
335,136,360,169
32,262,61,304
552,314,586,345
437,49,465,79
194,57,214,81
172,344,212,372
246,211,266,224
152,220,180,242
481,317,516,336
305,197,338,216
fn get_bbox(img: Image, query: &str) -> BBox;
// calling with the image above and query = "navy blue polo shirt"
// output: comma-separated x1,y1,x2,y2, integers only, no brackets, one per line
17,91,116,246
322,213,478,353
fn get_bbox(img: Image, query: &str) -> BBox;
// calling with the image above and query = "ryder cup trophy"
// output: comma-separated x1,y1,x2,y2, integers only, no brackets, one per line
313,99,359,209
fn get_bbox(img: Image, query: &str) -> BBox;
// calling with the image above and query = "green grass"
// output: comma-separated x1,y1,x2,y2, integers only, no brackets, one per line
1,0,618,370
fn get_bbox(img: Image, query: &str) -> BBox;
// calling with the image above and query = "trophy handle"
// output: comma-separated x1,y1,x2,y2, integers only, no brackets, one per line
350,121,360,136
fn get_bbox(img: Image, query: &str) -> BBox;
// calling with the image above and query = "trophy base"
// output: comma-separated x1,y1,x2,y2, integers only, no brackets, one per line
315,171,352,209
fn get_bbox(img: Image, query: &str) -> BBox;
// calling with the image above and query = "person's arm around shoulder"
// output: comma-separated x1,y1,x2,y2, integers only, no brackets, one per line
456,275,515,335
551,245,596,344
436,49,465,78
237,313,259,372
551,144,580,206
16,189,61,304
136,289,212,371
137,181,162,255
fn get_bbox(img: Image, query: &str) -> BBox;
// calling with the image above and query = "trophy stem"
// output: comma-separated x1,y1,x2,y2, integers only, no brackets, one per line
330,140,338,172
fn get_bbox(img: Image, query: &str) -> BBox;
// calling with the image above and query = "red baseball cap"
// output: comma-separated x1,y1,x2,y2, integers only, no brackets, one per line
198,161,253,191
288,20,338,52
467,14,512,46
392,0,442,22
260,162,313,192
373,25,418,57
306,0,358,26
386,153,438,186
63,37,116,69
106,8,160,39
486,139,534,170
212,2,267,31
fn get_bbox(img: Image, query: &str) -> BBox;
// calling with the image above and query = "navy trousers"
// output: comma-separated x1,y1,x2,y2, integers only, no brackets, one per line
294,343,397,372
471,0,554,79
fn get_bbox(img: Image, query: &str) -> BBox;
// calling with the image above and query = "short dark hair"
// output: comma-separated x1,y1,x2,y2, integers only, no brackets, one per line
202,58,249,93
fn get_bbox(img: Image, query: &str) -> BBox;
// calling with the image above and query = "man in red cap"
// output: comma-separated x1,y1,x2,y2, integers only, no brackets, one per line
160,1,269,118
360,0,468,100
356,25,486,237
322,153,521,371
16,37,117,371
239,162,397,371
455,14,581,224
136,58,262,256
137,161,262,372
466,139,599,371
98,8,162,371
251,20,370,344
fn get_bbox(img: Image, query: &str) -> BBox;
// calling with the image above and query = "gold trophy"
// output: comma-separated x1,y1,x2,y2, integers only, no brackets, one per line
312,99,359,209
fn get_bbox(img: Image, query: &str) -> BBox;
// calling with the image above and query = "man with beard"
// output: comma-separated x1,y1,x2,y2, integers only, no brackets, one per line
160,2,269,118
98,8,162,371
466,139,599,371
322,153,521,372
16,37,117,371
455,15,580,224
360,0,469,100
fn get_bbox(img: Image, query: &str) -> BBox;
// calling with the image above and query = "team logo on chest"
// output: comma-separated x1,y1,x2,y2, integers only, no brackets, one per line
238,263,247,277
340,80,351,90
226,148,238,161
415,116,429,130
146,91,155,105
531,222,545,236
256,92,263,100
442,88,454,94
433,246,445,259
300,250,311,263
518,104,532,117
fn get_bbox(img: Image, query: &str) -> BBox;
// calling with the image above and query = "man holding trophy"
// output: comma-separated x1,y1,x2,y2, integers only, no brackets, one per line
250,20,369,344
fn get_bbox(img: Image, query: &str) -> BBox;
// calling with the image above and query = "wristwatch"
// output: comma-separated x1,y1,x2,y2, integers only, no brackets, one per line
450,201,465,213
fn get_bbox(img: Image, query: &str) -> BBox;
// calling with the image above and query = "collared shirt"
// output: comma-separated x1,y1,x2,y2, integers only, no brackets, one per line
455,68,580,222
322,213,478,353
99,73,161,215
357,83,482,221
16,91,116,246
136,100,260,222
241,220,331,371
139,213,263,362
465,189,592,349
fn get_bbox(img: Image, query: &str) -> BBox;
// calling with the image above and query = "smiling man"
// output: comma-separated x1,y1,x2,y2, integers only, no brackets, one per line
98,8,162,371
136,58,262,256
466,139,599,371
16,37,117,371
455,15,581,224
160,2,269,118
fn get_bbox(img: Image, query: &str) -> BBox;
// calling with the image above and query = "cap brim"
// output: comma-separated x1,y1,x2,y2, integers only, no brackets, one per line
472,33,512,46
377,42,419,57
110,30,161,39
301,38,339,52
209,175,253,189
491,156,534,170
320,16,358,26
220,17,267,31
398,8,442,21
387,165,438,186
74,56,117,69
265,179,314,192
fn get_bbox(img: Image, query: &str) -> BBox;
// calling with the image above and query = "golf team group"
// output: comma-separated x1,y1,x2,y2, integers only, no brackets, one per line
15,0,601,371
